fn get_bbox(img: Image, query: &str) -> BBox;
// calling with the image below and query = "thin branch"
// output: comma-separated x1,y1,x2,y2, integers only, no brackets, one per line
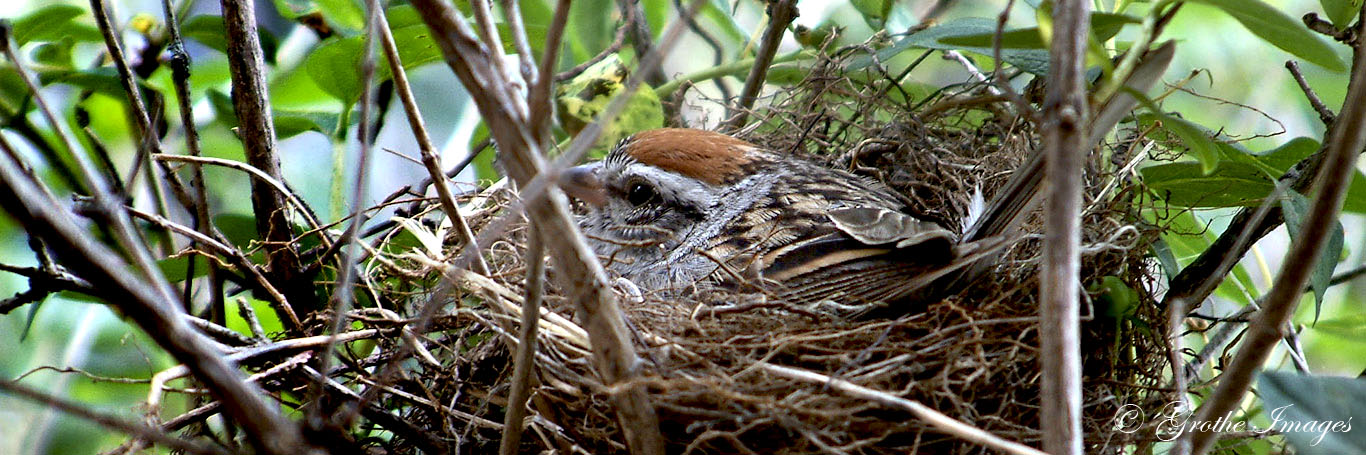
1184,6,1366,455
160,0,225,321
500,0,538,86
500,232,546,455
1038,1,1090,454
152,154,323,232
554,24,628,82
1286,60,1336,125
373,3,488,275
218,0,313,314
530,0,572,145
725,0,798,130
0,379,229,455
88,0,167,188
758,364,1047,455
313,0,383,424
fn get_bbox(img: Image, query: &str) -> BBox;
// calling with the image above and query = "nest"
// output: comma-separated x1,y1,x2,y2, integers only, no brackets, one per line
363,47,1175,454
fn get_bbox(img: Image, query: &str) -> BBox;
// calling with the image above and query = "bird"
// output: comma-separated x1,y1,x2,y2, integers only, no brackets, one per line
554,42,1176,316
558,128,1008,315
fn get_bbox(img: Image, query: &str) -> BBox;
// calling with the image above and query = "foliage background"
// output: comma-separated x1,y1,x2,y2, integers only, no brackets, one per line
0,0,1363,453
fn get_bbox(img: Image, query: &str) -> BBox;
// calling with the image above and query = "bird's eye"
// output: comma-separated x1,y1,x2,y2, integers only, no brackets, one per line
626,181,658,206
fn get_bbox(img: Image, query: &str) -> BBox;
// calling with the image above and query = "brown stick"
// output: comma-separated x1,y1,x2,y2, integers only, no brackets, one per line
373,2,487,275
500,232,547,455
1038,1,1090,454
218,0,313,315
1183,6,1366,455
725,0,798,130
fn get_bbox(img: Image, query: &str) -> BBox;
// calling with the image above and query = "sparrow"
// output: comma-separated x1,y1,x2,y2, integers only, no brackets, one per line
557,43,1176,315
559,128,1002,313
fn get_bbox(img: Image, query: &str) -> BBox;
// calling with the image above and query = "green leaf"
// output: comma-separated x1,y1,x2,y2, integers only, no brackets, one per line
226,298,285,336
698,0,748,44
1142,161,1278,208
37,68,124,97
213,213,259,249
850,0,894,29
272,0,318,19
1319,0,1362,31
934,13,1139,50
1141,136,1366,213
554,55,664,149
11,4,102,45
305,37,366,103
1191,0,1347,72
315,0,366,32
1279,190,1344,320
1313,313,1366,339
1258,372,1366,455
157,255,212,283
862,18,1050,75
274,109,341,138
1139,112,1222,174
32,38,77,70
181,15,280,64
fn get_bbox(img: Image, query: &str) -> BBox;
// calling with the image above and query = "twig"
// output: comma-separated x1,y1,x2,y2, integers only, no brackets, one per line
725,0,798,130
1038,1,1090,454
554,24,629,83
312,0,383,424
500,231,546,455
152,154,322,231
1184,6,1366,454
218,0,312,312
757,363,1047,455
160,0,224,321
88,0,167,188
1286,60,1336,125
530,0,572,145
500,0,537,87
373,3,487,275
0,379,229,455
1329,262,1366,285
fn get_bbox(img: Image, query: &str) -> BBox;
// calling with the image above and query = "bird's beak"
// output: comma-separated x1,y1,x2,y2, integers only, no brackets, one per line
559,163,607,207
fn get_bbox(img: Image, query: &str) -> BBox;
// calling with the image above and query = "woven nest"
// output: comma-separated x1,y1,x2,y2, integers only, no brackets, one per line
365,48,1175,454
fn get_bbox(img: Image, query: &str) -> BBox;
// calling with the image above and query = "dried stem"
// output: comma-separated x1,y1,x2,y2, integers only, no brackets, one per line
218,0,313,314
374,3,488,275
500,232,546,455
1038,1,1090,454
726,0,798,130
159,0,224,320
1286,60,1336,125
1184,6,1366,455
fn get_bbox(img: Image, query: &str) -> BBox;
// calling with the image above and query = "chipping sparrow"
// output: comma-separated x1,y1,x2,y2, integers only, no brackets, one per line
560,128,1003,311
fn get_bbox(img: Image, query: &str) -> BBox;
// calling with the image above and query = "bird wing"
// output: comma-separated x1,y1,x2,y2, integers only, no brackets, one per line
828,206,957,248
